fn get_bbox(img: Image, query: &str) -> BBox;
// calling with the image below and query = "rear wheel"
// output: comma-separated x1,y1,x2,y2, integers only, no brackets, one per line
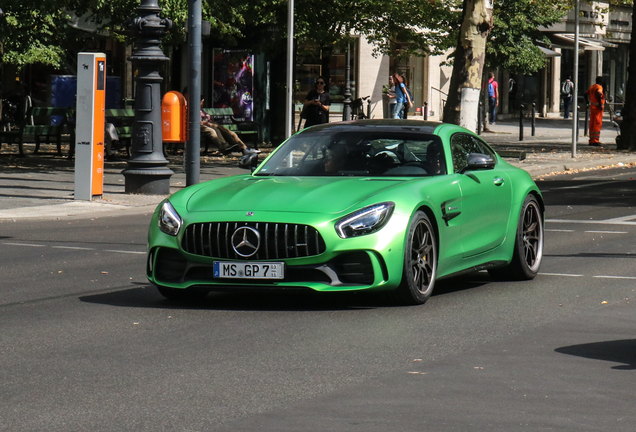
489,195,543,280
394,211,437,305
156,285,208,302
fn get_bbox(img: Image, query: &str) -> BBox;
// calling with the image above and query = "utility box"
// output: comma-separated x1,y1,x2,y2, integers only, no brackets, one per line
161,91,187,143
74,52,106,201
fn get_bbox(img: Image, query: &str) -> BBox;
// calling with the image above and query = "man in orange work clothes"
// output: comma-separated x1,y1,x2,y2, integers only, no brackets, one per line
585,76,605,145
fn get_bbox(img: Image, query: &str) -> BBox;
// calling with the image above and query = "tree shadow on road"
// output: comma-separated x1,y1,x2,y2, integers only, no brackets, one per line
555,339,636,370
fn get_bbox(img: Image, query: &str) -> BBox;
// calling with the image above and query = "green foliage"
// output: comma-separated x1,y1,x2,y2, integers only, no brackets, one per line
0,0,577,76
0,1,76,68
486,0,570,75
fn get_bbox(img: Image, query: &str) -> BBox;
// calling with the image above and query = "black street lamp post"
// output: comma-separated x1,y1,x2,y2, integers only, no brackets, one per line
122,0,173,195
342,43,352,121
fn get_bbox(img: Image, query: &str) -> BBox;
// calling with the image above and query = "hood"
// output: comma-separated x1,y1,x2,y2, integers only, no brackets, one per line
185,176,407,214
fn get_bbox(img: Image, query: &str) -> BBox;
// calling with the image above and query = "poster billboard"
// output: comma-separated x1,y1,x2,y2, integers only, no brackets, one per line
212,50,254,122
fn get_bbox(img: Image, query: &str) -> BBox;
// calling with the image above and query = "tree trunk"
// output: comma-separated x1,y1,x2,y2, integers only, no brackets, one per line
618,2,636,151
443,0,493,131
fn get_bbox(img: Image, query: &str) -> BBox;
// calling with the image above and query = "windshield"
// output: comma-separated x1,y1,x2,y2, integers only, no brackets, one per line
255,130,447,177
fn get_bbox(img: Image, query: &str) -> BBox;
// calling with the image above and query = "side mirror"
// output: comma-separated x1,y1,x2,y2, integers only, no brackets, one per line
463,153,495,173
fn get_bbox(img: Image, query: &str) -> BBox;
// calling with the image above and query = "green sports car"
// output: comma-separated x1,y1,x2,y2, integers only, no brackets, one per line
147,120,544,305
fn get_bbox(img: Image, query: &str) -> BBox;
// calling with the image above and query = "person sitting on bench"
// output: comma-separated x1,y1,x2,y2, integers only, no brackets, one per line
199,98,259,156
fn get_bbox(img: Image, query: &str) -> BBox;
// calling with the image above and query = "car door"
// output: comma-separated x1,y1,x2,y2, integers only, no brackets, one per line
450,133,512,258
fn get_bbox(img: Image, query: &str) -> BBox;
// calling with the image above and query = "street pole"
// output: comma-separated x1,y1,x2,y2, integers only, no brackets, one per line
571,0,580,158
122,0,173,195
285,0,294,139
186,0,202,186
343,43,351,121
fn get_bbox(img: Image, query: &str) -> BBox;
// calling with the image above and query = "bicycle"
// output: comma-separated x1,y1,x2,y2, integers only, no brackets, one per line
351,95,371,120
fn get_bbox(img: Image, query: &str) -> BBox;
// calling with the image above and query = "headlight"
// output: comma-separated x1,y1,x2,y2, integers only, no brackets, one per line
335,202,395,239
158,201,182,236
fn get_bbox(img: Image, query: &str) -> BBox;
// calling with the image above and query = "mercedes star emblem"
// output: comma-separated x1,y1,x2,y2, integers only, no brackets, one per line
231,226,261,257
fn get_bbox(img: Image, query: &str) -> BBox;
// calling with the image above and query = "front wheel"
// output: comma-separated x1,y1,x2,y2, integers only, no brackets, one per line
489,195,543,280
394,211,437,305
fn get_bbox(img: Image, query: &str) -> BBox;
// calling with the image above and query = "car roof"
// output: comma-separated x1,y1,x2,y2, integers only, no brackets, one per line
299,119,469,136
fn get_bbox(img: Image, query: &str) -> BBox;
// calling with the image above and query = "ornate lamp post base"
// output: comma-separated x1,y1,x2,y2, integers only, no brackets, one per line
123,166,173,195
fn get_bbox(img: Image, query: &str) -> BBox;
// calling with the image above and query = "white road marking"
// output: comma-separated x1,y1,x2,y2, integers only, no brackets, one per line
2,242,46,247
539,273,583,277
2,242,143,254
584,230,628,234
545,181,622,191
603,214,636,223
593,275,636,280
52,246,96,250
546,229,574,232
547,219,636,225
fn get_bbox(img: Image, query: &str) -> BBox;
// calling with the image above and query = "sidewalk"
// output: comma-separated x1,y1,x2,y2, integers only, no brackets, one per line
0,117,634,220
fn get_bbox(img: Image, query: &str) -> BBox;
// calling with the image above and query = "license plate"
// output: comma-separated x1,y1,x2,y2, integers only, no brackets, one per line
213,261,285,280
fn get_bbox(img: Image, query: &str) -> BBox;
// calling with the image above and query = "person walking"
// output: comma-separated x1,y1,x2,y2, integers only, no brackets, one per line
561,76,574,119
303,76,331,128
487,72,499,125
392,73,412,119
585,76,605,145
401,75,413,120
387,75,397,118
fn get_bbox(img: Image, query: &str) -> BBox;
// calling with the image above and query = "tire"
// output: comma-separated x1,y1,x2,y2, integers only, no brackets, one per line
489,195,543,280
156,285,208,302
394,211,437,305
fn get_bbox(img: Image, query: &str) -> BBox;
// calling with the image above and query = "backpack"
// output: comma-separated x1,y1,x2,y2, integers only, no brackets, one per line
405,86,413,102
561,81,572,96
488,82,495,97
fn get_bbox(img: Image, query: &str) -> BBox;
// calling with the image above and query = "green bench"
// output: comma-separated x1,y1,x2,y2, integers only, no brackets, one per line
202,107,260,146
105,108,134,155
6,107,76,157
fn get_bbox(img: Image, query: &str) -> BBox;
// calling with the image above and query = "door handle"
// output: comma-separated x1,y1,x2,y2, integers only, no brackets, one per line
493,177,505,186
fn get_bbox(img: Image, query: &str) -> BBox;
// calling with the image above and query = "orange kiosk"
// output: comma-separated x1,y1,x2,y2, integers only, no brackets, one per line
74,52,106,200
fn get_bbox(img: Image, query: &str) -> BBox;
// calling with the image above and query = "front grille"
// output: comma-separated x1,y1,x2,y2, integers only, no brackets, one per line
182,222,326,260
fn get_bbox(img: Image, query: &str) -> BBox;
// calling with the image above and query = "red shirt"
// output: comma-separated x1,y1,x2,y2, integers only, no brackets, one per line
488,78,499,99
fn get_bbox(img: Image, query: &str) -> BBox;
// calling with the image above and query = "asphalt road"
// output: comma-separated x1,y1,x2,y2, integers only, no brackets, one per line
1,167,635,431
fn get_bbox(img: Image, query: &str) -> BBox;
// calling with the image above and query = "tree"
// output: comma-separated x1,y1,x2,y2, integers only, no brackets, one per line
443,0,493,129
0,1,82,68
486,0,569,74
443,0,570,128
619,1,636,150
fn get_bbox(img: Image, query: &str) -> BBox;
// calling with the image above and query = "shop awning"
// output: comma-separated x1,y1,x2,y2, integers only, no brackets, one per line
538,46,561,57
549,33,618,51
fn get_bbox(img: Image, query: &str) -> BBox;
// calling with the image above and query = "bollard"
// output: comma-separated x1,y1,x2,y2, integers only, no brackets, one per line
584,103,589,136
531,103,536,136
478,101,483,135
519,104,524,141
576,106,580,141
424,101,428,120
366,98,371,119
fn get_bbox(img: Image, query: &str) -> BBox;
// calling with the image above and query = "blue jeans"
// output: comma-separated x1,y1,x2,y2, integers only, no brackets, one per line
488,96,497,124
563,96,572,119
388,103,396,118
393,102,404,119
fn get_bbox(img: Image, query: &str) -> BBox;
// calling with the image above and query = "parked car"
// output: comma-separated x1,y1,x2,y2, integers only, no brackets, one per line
147,120,544,305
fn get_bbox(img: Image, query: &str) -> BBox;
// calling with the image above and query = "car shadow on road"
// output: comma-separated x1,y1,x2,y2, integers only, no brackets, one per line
555,339,636,370
79,274,490,312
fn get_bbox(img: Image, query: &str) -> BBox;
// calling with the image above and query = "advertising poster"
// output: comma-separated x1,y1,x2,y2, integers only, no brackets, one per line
212,50,254,122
